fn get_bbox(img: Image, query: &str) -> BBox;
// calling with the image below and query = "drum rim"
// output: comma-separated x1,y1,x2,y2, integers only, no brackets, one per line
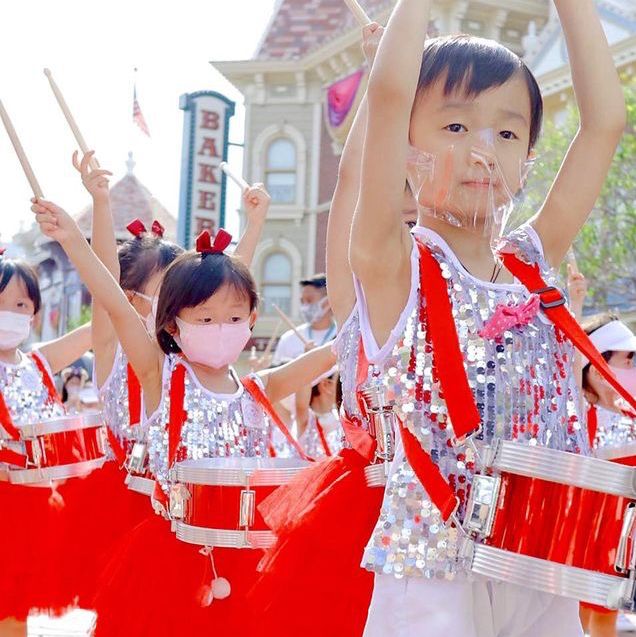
173,458,310,486
172,520,275,549
125,474,154,496
8,457,107,485
16,411,105,438
491,440,636,498
596,442,636,462
468,541,633,611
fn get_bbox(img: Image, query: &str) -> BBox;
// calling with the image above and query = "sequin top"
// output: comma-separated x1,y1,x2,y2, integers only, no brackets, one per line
591,404,636,453
300,409,345,458
98,344,141,443
0,351,65,434
361,224,587,581
146,356,272,494
332,307,364,422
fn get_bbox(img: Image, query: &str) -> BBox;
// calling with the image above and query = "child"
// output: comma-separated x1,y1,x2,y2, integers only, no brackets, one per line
0,253,92,633
349,0,624,634
32,197,336,636
300,372,343,457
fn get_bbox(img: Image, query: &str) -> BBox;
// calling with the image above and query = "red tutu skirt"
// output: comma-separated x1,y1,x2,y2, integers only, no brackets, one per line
91,513,264,637
0,480,72,620
59,460,151,607
249,448,384,637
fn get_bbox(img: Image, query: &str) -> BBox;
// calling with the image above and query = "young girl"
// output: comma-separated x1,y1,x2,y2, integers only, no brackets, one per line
579,311,636,637
348,0,624,634
31,196,336,636
0,254,92,634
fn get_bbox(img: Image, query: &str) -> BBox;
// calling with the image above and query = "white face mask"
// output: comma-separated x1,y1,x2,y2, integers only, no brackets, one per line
300,297,329,325
0,311,32,349
134,291,157,336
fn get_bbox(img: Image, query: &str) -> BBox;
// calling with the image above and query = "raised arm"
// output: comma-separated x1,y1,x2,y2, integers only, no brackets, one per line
327,23,383,326
232,183,269,268
349,0,431,345
259,342,336,405
38,322,92,375
532,0,626,267
72,150,119,386
31,199,164,410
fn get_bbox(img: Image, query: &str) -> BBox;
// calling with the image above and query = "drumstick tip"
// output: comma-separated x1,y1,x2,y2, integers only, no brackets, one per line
43,68,52,77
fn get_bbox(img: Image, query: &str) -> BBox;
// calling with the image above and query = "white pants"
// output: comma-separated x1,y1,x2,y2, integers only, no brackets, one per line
363,574,583,637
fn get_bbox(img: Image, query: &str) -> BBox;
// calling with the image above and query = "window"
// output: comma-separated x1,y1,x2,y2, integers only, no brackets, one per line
265,138,296,204
261,252,292,314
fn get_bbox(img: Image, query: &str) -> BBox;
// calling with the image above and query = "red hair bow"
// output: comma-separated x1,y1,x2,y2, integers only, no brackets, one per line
126,218,165,238
0,247,5,257
195,229,232,255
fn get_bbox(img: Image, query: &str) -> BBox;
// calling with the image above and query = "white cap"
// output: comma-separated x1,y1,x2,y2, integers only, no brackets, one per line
582,320,636,368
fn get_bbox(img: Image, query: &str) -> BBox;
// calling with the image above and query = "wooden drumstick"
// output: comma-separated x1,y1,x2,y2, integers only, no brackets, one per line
567,249,580,275
0,99,44,198
44,68,98,170
262,320,283,358
273,304,310,346
344,0,371,26
220,162,250,191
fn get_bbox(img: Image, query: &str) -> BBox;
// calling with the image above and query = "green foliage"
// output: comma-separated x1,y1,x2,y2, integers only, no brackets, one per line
67,304,92,332
519,75,636,310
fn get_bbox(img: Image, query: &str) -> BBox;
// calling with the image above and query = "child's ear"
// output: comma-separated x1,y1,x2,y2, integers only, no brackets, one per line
249,310,259,330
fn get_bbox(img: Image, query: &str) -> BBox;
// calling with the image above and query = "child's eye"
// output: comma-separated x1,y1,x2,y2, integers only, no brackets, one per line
202,317,212,324
230,317,242,323
17,302,26,308
445,123,467,133
500,130,518,140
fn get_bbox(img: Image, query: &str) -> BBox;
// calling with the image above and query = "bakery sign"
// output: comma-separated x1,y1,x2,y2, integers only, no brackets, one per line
177,91,235,248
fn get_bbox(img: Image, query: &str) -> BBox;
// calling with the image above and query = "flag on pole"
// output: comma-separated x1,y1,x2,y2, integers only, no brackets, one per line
132,85,150,137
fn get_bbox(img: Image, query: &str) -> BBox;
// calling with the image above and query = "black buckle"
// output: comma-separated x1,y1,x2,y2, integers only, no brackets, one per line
533,285,566,310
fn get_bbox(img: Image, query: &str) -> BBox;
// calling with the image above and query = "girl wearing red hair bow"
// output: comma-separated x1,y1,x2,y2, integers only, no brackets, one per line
32,193,336,636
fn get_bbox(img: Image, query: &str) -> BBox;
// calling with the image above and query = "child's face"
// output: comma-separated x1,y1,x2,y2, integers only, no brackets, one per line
0,276,35,316
177,283,254,327
409,73,532,228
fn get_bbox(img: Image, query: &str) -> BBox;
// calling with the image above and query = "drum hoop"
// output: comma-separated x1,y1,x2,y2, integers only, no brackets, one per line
173,463,308,486
172,520,275,549
7,457,107,485
125,474,155,496
468,541,633,611
596,443,636,462
492,440,636,499
17,412,105,438
364,464,388,487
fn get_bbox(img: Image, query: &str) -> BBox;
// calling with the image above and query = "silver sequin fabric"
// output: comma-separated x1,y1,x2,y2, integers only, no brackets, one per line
146,356,273,494
592,404,636,452
300,410,345,458
99,344,141,443
362,225,587,581
0,350,65,431
333,309,365,424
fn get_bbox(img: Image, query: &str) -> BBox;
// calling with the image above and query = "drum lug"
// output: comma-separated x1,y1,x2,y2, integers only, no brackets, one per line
615,502,636,575
127,442,148,475
239,489,256,529
359,382,396,466
463,473,501,538
168,483,191,520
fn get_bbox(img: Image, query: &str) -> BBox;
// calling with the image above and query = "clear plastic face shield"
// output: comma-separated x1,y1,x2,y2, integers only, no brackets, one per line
406,128,534,251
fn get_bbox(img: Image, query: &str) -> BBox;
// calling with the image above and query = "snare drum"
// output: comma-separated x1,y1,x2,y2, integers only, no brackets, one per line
124,441,155,496
169,457,310,549
5,412,108,485
462,440,636,611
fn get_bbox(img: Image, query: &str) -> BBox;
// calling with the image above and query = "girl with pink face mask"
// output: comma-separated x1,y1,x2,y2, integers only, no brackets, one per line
32,197,336,636
0,252,92,634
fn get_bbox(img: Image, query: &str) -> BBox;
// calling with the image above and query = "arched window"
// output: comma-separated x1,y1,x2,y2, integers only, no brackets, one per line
261,252,292,315
265,138,297,204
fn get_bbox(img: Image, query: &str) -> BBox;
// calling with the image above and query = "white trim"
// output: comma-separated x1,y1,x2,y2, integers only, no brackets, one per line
253,238,303,319
251,123,307,216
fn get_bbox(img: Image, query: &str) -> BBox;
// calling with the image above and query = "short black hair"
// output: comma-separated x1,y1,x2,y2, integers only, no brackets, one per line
416,35,543,150
118,235,183,293
155,251,259,355
0,258,41,314
300,273,327,289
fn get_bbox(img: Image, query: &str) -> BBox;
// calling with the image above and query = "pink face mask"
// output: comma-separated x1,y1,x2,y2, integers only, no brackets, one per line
610,366,636,398
174,318,252,369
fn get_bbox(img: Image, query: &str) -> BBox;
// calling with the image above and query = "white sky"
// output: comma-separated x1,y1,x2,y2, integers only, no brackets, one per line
0,0,278,244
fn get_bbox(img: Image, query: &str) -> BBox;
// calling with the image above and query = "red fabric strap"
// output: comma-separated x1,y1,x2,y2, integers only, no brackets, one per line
0,448,28,467
0,390,21,441
106,428,127,465
29,352,62,407
167,363,188,466
127,364,142,427
314,417,333,457
500,253,636,415
241,375,311,461
587,405,598,448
